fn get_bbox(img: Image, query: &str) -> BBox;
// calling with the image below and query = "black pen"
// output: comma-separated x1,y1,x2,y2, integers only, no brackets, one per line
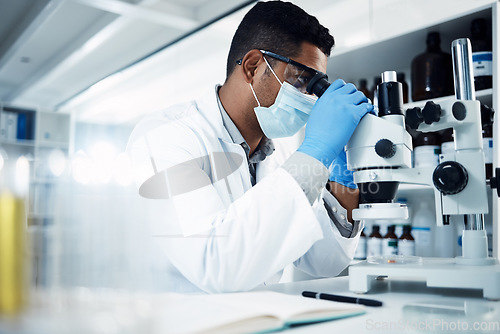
302,291,383,307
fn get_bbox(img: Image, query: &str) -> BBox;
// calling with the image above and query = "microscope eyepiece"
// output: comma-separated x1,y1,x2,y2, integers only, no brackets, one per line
378,70,404,117
381,71,397,83
306,72,330,97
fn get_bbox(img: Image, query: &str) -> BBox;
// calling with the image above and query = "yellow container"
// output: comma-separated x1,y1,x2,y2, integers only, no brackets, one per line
0,191,27,315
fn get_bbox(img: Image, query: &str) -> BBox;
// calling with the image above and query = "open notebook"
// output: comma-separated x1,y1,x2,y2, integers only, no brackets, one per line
154,291,366,333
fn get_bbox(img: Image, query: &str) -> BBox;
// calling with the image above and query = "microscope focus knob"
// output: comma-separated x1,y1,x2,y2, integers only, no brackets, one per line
375,139,396,158
422,101,442,124
432,161,468,195
405,107,423,129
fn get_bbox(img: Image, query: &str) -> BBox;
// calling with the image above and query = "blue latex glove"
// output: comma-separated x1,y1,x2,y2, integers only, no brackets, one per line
298,79,374,167
328,148,357,189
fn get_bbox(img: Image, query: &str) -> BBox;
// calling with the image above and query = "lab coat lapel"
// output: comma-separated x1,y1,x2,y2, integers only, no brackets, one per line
194,89,252,203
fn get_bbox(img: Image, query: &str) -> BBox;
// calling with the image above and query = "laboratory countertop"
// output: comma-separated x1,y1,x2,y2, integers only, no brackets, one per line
255,276,500,333
2,276,500,334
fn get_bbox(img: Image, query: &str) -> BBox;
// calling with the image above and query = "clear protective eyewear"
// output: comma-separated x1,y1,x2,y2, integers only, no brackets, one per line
259,50,327,95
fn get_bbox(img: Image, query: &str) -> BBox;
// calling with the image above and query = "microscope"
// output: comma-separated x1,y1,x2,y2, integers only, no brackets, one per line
307,38,500,300
346,39,500,300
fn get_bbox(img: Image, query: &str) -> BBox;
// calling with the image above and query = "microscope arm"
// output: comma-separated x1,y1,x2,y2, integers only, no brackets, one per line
412,99,483,152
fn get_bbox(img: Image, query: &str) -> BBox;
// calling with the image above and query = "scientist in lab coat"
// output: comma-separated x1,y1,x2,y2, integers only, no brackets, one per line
127,0,374,293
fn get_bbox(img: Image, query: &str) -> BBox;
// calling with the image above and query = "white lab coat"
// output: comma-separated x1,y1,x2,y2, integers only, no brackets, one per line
127,88,360,293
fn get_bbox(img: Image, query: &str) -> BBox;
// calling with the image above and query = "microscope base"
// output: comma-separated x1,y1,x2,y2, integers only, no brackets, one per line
348,258,500,300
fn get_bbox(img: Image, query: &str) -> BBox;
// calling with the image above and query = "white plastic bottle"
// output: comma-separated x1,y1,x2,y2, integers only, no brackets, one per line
413,132,441,168
354,230,367,260
411,199,435,257
434,223,456,257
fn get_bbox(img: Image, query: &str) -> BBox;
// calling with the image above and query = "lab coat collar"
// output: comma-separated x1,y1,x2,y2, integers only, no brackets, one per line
205,84,275,164
194,85,253,196
194,85,233,144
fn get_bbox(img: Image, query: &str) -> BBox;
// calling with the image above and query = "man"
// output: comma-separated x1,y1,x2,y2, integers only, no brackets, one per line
127,0,373,293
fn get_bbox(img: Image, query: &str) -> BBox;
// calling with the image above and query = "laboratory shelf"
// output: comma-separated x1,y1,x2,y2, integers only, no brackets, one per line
0,139,36,147
36,141,70,149
31,177,61,184
327,7,493,85
403,88,493,109
0,103,71,241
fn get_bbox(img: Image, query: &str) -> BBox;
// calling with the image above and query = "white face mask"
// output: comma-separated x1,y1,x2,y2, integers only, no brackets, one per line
250,57,317,139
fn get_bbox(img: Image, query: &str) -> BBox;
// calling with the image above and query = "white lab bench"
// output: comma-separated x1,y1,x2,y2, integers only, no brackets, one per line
2,275,500,334
255,276,500,333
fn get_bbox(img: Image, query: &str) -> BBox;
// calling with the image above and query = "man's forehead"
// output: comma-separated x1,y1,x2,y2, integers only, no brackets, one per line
295,43,328,73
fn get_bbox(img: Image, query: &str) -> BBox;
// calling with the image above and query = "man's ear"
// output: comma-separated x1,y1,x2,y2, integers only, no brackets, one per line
239,49,263,84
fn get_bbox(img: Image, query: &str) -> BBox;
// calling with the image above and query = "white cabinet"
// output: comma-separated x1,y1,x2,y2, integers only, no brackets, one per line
327,0,499,258
0,104,71,226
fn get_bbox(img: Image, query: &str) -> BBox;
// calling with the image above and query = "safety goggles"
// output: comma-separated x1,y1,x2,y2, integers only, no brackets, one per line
259,50,327,94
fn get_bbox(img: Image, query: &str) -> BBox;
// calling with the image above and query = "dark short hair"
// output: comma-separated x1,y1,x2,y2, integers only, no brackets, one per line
226,0,334,78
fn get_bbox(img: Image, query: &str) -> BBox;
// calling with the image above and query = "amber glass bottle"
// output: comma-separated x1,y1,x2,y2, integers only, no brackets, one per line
371,76,382,108
413,132,442,168
440,128,454,157
382,225,398,256
470,18,493,90
411,32,454,101
483,124,493,180
397,72,409,103
358,79,371,99
367,225,383,257
398,225,415,256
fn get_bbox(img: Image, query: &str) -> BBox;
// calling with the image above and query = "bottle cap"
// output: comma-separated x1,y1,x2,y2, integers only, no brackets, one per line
426,31,441,45
402,225,412,234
